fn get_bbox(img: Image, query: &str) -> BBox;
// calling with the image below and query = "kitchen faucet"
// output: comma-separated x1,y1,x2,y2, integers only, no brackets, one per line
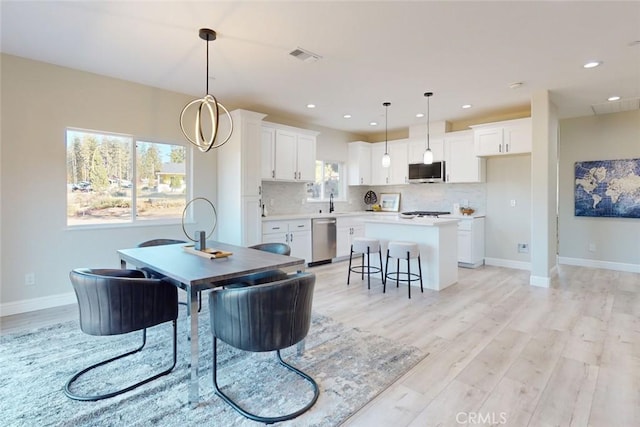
329,193,335,213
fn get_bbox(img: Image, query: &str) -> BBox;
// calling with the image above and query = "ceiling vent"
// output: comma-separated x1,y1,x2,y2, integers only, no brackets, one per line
289,47,322,63
591,97,640,115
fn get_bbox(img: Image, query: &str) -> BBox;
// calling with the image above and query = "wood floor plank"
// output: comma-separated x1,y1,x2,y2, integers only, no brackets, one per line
2,262,639,426
528,357,599,427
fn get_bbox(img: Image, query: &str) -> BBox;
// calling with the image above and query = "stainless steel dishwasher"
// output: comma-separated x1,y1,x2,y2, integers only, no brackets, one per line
311,217,337,266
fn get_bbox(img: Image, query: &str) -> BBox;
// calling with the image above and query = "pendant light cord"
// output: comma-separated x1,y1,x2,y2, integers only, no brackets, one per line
426,93,431,150
385,104,388,151
205,38,209,95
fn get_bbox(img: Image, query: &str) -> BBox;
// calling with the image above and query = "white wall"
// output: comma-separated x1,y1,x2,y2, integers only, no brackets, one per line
558,110,640,270
0,54,217,313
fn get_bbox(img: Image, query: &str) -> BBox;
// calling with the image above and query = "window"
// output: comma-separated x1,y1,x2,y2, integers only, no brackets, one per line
66,128,188,226
307,160,345,201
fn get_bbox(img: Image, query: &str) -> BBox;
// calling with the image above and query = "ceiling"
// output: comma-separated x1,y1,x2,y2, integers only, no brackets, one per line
2,1,639,138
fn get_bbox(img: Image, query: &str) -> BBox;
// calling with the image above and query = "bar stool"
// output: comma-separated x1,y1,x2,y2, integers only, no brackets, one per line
348,237,385,290
385,241,423,299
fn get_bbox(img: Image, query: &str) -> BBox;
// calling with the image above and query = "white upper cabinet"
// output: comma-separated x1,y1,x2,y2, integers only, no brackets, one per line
261,127,276,180
348,141,372,186
444,130,485,183
370,142,388,185
472,117,532,157
262,123,318,182
295,133,317,182
407,137,444,164
388,139,408,185
370,139,408,185
274,129,298,180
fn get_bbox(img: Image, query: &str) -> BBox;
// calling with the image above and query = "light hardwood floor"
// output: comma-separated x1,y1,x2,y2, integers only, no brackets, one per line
2,262,638,426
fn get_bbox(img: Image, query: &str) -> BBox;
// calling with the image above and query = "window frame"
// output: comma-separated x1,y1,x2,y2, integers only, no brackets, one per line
307,159,347,203
65,127,191,229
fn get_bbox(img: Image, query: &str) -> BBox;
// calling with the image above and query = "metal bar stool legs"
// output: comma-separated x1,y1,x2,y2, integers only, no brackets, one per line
347,237,384,290
385,241,424,299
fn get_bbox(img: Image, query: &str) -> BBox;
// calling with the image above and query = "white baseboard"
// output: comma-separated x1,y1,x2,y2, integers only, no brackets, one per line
558,257,640,273
530,275,551,288
484,257,531,271
0,292,76,317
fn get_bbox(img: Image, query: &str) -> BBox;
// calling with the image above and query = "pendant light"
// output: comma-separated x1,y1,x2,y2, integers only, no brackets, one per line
179,28,233,152
381,102,391,168
423,92,433,164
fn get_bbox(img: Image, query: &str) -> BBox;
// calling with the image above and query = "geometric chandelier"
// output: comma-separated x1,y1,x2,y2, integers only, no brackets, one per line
179,28,233,152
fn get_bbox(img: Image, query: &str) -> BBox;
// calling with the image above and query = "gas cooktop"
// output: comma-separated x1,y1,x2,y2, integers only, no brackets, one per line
401,211,451,217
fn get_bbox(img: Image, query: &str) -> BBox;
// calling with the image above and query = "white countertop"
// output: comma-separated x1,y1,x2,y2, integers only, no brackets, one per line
261,211,397,221
362,215,459,227
262,211,466,225
440,213,486,219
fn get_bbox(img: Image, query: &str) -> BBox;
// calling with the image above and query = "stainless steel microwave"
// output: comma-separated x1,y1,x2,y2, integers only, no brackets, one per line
408,162,446,183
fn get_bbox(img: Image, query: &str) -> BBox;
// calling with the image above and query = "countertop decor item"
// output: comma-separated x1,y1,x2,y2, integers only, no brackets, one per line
364,190,378,210
460,207,475,216
179,28,233,152
379,193,400,212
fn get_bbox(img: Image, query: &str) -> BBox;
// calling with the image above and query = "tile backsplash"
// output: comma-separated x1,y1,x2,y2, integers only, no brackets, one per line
261,181,486,216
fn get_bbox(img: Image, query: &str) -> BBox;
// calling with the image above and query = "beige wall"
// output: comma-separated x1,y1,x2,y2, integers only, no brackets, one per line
0,54,216,310
558,110,640,267
485,155,532,265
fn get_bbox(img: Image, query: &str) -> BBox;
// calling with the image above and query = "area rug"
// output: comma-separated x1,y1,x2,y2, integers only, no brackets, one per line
0,309,426,426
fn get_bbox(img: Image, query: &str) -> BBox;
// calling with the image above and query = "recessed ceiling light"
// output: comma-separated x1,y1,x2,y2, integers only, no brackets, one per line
583,61,602,69
369,121,378,126
343,114,352,119
416,113,425,118
608,96,621,101
462,104,472,109
306,104,316,109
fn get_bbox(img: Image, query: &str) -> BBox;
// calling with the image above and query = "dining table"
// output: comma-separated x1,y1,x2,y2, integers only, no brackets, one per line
117,240,306,406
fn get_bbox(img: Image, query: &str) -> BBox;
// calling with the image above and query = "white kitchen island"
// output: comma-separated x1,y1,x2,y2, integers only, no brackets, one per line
362,216,459,291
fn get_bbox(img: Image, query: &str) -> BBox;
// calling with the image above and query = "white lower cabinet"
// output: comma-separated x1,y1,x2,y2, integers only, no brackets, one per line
336,216,366,258
457,217,485,268
262,219,312,263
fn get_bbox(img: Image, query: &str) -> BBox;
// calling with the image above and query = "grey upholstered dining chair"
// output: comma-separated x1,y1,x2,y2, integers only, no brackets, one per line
136,238,202,311
209,272,319,423
249,242,291,255
223,242,292,288
64,268,178,401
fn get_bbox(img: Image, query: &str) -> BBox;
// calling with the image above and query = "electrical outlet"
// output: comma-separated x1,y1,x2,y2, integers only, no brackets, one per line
588,243,596,252
517,243,529,253
510,199,517,207
25,273,36,286
269,199,274,207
